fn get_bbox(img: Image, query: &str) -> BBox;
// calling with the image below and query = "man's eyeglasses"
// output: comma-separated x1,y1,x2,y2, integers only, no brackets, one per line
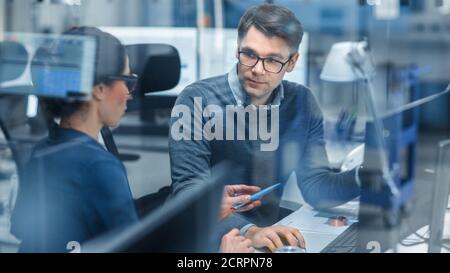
106,74,139,92
238,50,292,74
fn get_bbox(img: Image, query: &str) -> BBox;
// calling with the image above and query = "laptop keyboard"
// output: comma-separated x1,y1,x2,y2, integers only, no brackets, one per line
321,223,358,253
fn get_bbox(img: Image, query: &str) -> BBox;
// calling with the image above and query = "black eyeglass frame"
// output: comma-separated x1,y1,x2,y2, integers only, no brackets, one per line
106,73,139,92
237,50,293,74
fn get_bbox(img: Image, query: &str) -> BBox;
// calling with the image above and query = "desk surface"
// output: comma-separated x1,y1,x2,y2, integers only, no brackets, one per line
276,201,359,253
390,201,450,253
276,200,450,253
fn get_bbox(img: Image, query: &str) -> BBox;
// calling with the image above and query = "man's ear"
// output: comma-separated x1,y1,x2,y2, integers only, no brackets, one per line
286,52,300,73
92,84,107,101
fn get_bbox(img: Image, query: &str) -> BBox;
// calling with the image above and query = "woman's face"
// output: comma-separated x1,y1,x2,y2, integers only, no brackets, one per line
98,56,132,128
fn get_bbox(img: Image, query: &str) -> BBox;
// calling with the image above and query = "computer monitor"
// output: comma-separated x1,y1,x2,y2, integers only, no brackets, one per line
81,163,236,253
355,93,446,253
316,78,450,253
320,102,431,253
0,33,97,100
428,140,450,252
351,90,424,248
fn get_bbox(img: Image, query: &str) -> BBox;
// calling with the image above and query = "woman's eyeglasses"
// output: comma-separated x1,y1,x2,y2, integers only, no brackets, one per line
106,74,139,92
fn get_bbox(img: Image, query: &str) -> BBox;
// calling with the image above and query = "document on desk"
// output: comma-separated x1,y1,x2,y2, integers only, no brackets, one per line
276,201,359,253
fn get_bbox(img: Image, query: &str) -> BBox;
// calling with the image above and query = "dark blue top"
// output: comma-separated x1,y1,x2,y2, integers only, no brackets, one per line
169,71,360,231
11,126,138,253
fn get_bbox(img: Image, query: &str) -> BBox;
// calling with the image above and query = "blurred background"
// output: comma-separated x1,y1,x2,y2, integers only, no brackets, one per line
1,0,450,253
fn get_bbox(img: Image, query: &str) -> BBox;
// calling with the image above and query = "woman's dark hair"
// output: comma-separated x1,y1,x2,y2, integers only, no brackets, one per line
40,26,127,119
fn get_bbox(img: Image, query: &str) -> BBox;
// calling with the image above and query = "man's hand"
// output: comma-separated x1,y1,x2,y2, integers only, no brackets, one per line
220,229,255,253
244,225,305,252
220,185,261,220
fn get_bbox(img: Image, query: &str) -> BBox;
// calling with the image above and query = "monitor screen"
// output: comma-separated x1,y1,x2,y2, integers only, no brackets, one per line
355,89,450,252
0,33,97,100
289,81,450,253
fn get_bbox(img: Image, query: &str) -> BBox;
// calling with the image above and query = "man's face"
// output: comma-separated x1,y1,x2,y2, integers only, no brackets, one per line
237,26,299,104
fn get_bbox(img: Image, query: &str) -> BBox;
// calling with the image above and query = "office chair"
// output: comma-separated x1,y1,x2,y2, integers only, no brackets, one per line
101,43,181,162
0,40,40,250
103,44,181,218
0,40,42,176
126,43,181,118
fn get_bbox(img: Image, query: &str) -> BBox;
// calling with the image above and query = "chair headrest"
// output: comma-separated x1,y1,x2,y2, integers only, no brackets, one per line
0,41,29,83
126,44,181,95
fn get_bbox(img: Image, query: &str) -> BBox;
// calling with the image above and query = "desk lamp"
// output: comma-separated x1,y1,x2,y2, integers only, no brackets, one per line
320,41,399,197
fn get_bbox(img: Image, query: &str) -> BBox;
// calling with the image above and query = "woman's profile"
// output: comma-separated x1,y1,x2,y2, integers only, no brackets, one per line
10,27,253,253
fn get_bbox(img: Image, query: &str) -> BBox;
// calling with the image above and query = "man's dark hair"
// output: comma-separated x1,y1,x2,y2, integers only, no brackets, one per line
238,4,304,54
35,26,127,119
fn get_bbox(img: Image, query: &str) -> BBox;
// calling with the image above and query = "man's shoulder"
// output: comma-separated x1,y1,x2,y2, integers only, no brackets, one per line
184,74,228,93
176,74,231,104
282,80,317,102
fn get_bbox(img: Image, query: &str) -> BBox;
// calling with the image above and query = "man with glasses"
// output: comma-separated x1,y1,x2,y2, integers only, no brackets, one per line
169,4,360,252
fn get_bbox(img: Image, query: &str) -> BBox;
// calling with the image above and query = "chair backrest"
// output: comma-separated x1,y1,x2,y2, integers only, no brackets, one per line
126,43,181,94
101,43,181,159
124,43,181,115
0,41,29,87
